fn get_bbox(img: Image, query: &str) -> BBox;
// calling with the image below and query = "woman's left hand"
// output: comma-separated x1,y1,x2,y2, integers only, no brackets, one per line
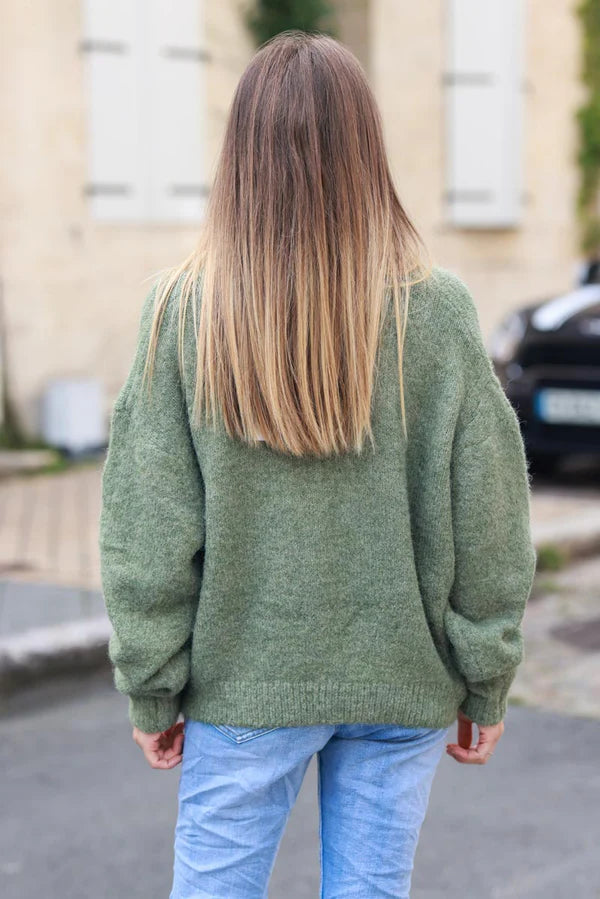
132,721,185,769
445,709,503,765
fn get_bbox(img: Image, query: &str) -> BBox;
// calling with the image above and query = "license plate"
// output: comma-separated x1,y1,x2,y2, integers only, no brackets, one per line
535,388,600,425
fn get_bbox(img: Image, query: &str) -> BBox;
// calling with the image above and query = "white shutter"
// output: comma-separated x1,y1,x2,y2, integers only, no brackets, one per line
145,0,208,222
444,0,525,228
82,0,144,220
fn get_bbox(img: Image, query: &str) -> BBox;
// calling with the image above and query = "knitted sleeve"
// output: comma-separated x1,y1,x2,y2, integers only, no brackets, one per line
99,282,205,734
444,283,537,727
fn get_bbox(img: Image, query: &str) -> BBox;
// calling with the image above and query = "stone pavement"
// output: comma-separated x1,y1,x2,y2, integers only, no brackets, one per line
0,464,108,688
0,463,101,591
512,553,600,719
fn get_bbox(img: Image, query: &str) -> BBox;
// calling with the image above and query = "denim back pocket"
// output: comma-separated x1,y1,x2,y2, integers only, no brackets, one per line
211,724,281,743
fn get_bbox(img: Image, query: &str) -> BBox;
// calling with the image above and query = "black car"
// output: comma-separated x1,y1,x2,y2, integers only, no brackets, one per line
489,259,600,473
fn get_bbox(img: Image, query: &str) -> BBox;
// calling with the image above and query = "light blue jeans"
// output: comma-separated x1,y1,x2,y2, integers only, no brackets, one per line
170,717,451,899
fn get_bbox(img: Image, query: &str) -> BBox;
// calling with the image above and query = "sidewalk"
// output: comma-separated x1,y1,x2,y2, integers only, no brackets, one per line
0,464,101,591
0,465,108,691
1,461,599,696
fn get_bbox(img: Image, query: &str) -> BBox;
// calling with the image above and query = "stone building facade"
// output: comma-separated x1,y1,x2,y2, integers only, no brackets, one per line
0,0,584,435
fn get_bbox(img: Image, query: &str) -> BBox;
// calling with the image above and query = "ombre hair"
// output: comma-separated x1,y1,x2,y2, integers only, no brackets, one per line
144,29,433,458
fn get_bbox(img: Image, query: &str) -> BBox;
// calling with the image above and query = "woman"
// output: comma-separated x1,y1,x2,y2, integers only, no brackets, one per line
99,29,537,899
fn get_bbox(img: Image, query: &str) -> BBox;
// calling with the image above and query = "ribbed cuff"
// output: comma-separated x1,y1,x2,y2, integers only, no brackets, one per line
459,692,508,726
128,694,181,733
458,668,518,726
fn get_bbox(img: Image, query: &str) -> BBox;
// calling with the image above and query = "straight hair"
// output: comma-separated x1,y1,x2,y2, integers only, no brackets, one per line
144,30,433,458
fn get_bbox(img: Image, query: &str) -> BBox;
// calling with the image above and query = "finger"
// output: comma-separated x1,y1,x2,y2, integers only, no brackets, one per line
163,721,184,740
148,751,183,769
163,732,184,760
447,727,499,764
477,722,503,751
457,716,473,750
446,743,492,764
140,734,167,763
142,744,180,769
154,738,179,764
142,744,162,767
158,723,184,751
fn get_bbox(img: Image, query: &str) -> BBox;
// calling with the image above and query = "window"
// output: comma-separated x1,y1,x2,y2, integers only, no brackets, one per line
82,0,208,222
444,0,525,228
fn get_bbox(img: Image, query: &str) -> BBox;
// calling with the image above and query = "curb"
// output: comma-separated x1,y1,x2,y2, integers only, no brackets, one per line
0,617,112,695
0,449,61,477
533,515,600,567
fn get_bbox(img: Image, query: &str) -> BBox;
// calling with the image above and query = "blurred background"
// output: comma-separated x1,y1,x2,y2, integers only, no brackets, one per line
1,1,599,897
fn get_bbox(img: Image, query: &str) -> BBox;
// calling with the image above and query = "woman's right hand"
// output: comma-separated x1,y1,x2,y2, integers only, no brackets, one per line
132,721,185,770
445,710,503,765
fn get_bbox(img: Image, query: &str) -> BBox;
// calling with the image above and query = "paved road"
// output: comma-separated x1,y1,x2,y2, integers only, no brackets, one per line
2,669,600,899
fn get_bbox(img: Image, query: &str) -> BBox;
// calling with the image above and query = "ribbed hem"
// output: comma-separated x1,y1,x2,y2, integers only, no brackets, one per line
180,679,466,729
128,694,182,733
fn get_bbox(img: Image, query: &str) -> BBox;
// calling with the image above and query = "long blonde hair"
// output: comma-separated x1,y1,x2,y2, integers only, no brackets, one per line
144,30,433,458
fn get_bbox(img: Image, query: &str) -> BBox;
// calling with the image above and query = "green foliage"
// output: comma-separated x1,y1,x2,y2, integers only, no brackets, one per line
507,694,528,707
535,542,568,573
245,0,337,46
0,395,26,449
21,454,91,479
575,0,600,254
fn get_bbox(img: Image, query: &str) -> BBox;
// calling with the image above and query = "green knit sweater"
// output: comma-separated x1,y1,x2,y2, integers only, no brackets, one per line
99,265,537,734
